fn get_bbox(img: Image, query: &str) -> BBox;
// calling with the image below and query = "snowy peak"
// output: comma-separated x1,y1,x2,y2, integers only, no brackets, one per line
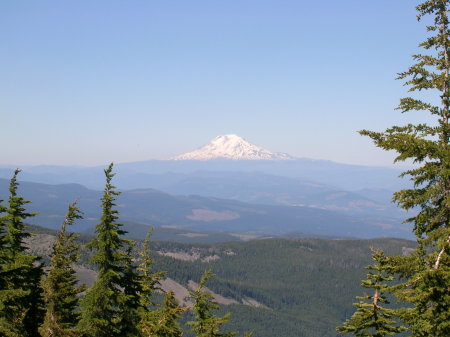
172,134,294,161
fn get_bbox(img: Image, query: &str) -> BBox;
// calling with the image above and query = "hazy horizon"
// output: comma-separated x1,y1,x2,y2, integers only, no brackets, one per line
1,1,429,167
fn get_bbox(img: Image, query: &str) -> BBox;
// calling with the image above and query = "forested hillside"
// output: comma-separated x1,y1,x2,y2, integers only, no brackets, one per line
0,177,411,239
3,0,450,336
26,224,414,337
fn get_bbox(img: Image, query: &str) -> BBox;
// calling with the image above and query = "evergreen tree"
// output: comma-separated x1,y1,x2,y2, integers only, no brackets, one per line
138,229,166,307
0,169,44,337
121,242,144,337
77,163,131,337
39,201,84,337
337,250,404,337
0,198,8,290
5,170,34,253
140,291,185,337
137,229,167,336
188,270,252,337
188,270,236,337
360,1,450,335
0,198,12,334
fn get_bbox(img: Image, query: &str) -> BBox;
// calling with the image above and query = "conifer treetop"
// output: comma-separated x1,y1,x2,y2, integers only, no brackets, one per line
6,169,36,254
188,270,239,337
87,163,128,272
358,1,450,336
39,200,84,337
337,250,405,337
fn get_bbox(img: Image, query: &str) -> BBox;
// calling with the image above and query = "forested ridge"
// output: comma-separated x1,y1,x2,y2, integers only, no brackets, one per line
24,223,415,337
0,166,253,337
0,164,415,336
2,1,450,336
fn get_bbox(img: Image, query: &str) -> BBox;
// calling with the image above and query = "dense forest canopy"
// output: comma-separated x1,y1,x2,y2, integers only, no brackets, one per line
1,1,449,337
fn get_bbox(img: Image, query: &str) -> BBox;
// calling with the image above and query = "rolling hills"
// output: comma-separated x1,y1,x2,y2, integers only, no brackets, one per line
25,224,415,337
0,177,412,239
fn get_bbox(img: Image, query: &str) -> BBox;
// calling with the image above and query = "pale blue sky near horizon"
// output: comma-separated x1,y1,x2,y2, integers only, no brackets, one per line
0,0,435,167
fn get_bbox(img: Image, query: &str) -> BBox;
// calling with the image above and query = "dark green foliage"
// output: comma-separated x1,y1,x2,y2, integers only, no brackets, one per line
0,198,8,290
121,242,143,337
77,163,131,337
5,170,35,253
86,163,128,271
154,238,413,337
1,167,259,337
187,270,252,337
26,223,415,337
393,242,450,337
0,169,44,337
39,201,84,337
360,1,450,244
138,230,166,307
188,270,237,337
337,250,405,336
141,291,186,337
138,230,167,335
78,275,123,336
358,1,450,336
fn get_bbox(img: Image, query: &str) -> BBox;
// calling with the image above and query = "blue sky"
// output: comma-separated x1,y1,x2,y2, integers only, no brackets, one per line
0,0,433,167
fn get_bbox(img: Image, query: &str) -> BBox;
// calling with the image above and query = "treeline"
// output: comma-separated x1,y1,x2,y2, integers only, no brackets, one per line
150,238,414,337
25,224,414,337
0,165,251,337
151,238,412,309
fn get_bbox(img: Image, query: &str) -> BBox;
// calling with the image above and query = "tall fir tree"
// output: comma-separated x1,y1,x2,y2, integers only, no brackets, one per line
188,270,252,337
137,230,185,337
360,1,450,335
337,250,404,337
0,169,44,337
0,198,10,332
39,201,84,337
188,270,236,337
138,228,165,331
121,242,144,337
0,198,8,291
140,291,185,337
77,163,131,337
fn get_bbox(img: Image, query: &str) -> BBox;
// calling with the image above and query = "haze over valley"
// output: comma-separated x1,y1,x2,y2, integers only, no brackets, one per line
0,135,413,240
3,2,441,336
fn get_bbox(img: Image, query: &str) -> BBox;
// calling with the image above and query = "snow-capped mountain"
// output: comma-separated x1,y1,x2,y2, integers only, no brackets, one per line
172,134,295,161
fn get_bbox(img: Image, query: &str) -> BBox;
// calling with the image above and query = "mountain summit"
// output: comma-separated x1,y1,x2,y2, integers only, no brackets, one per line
172,134,294,161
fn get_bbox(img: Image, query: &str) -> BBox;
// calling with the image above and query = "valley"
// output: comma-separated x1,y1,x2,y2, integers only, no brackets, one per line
26,225,415,337
0,176,413,240
0,135,417,336
4,1,448,335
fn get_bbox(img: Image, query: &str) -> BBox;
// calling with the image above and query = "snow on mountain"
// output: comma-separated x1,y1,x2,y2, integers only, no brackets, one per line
172,134,295,161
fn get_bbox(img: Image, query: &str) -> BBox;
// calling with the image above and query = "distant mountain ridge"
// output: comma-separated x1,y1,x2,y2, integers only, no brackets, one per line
0,177,413,239
0,134,411,241
172,134,294,161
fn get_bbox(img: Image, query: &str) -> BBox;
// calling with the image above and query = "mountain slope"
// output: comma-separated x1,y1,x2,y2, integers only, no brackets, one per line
26,225,416,337
0,178,412,239
0,158,407,192
172,134,294,160
147,171,404,218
